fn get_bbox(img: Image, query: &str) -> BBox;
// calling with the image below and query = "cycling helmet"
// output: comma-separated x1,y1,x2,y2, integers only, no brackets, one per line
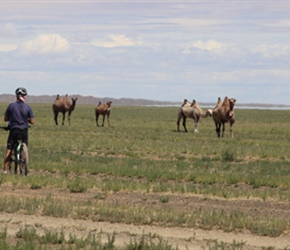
15,87,27,96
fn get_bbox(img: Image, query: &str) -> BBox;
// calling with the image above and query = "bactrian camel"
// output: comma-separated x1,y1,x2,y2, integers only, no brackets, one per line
52,94,78,126
177,99,212,133
95,101,112,127
212,96,236,137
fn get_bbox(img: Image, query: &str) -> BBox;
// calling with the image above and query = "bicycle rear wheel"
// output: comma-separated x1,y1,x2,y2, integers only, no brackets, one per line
20,143,29,176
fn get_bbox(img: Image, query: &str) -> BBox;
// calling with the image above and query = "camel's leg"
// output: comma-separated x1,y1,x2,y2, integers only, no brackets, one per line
230,120,234,137
54,111,58,125
177,115,182,132
182,116,188,132
194,117,200,133
215,122,221,137
62,112,66,126
96,113,99,126
107,113,110,127
102,115,105,126
68,112,71,126
221,123,225,137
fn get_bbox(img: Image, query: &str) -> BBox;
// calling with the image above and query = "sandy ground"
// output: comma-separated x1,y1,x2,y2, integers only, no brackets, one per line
1,185,290,249
1,212,290,249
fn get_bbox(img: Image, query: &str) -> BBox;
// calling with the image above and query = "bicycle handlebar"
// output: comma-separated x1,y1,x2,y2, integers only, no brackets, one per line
0,126,31,131
0,126,9,131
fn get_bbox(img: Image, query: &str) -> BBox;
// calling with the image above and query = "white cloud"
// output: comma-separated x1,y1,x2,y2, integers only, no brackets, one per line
193,40,223,51
3,23,17,36
19,34,70,55
251,44,290,58
183,40,224,54
0,44,17,52
91,34,140,48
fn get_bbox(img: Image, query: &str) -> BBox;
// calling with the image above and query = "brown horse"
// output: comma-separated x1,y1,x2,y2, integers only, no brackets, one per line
95,101,112,127
52,94,78,125
212,96,236,137
177,99,212,133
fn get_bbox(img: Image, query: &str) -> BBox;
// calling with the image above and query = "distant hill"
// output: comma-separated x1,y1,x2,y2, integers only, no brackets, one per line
0,94,183,106
0,94,289,109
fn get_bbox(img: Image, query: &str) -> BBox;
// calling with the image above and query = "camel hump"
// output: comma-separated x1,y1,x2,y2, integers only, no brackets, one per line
222,96,229,105
181,99,188,107
190,99,196,107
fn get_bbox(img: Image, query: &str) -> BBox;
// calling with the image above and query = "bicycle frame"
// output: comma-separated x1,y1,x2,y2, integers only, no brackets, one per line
1,126,29,176
10,139,29,175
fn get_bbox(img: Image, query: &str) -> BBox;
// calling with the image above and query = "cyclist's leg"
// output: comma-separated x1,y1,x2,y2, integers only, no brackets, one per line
3,149,12,173
21,129,28,147
3,131,14,173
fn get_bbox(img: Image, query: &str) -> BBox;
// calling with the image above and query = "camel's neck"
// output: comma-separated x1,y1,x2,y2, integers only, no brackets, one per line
69,101,76,111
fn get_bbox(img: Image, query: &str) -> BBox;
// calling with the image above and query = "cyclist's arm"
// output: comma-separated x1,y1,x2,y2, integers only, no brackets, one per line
28,117,35,125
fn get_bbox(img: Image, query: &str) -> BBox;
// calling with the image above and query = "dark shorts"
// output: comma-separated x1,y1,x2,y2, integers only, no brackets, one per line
6,129,28,150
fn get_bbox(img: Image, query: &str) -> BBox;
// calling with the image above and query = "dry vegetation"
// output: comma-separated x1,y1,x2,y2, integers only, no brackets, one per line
0,103,290,249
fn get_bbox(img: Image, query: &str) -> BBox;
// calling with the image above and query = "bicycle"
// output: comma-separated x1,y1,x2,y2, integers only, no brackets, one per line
0,126,29,176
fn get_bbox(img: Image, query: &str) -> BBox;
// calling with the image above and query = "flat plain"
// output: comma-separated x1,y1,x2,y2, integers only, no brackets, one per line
0,103,290,249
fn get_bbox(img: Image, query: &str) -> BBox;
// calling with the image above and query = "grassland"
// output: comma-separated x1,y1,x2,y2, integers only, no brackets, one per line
0,103,290,249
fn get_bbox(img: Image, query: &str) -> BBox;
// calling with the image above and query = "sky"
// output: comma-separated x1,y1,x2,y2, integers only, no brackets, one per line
0,1,290,105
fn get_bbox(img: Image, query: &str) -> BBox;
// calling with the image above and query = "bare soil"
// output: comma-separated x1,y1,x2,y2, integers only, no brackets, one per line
1,184,290,249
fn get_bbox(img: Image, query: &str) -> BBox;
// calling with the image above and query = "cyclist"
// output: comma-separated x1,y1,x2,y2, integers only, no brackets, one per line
3,87,35,174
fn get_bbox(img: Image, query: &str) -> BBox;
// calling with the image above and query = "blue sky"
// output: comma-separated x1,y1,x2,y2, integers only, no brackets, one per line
1,1,290,104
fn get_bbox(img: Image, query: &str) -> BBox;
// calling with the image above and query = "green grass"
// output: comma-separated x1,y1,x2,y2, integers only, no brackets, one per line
0,103,290,245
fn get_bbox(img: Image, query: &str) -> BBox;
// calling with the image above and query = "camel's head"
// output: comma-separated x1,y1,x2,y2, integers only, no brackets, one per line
71,97,78,104
207,109,213,116
228,98,236,116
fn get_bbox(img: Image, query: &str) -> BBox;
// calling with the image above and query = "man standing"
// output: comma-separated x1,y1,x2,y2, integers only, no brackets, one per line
3,87,35,174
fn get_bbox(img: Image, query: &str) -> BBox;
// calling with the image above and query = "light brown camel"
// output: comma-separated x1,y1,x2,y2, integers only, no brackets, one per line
212,96,236,137
95,101,112,127
52,94,78,126
177,99,212,133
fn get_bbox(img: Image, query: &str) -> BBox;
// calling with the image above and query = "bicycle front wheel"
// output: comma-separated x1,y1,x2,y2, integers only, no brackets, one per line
20,143,29,176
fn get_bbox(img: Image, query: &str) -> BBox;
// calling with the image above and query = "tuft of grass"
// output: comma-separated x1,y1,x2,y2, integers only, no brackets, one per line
221,150,235,162
67,178,88,193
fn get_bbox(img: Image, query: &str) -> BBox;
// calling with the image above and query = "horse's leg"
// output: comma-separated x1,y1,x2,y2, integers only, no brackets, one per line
54,111,58,125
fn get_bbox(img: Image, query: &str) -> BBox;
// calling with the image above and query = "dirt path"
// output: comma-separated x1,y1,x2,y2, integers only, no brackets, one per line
1,186,290,249
1,213,290,249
